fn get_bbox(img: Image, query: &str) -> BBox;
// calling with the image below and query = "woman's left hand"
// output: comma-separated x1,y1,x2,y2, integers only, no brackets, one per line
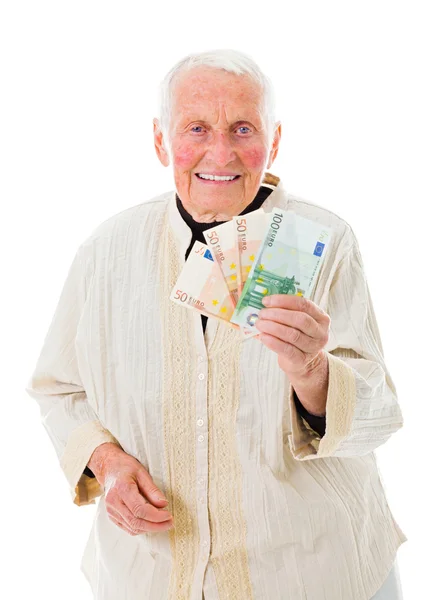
255,294,331,379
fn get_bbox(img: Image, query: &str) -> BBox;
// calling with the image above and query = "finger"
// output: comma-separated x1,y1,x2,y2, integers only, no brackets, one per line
127,515,174,534
258,307,321,338
107,503,174,535
109,516,133,534
262,294,330,325
120,486,173,524
136,469,169,509
259,332,306,369
112,497,174,532
122,496,174,534
107,505,136,535
256,319,320,353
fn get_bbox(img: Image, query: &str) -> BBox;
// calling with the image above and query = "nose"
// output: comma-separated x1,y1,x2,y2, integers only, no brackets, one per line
206,132,237,166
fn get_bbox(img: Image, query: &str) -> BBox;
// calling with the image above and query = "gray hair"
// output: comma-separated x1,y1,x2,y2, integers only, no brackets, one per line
157,49,278,154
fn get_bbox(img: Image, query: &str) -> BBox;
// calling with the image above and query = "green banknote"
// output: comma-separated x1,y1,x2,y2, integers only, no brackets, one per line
295,213,333,299
230,209,332,333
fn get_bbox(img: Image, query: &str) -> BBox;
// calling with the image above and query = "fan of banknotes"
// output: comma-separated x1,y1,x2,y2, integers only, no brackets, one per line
170,208,332,338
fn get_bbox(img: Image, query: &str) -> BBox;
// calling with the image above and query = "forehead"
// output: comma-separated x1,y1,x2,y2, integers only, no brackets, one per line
171,67,264,118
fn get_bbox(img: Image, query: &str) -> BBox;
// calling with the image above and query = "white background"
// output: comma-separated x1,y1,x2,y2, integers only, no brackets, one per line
1,1,433,598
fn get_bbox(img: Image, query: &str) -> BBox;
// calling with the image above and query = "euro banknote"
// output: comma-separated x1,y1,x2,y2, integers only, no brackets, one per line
233,208,267,298
294,214,333,299
230,209,332,334
204,219,239,306
170,241,237,326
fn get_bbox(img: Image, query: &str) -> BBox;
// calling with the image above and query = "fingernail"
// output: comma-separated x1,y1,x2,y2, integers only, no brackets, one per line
262,296,271,306
158,496,168,503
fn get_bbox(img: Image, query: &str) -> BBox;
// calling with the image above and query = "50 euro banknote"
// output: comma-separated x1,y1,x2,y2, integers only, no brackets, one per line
233,208,267,298
230,209,332,334
204,220,239,306
170,241,236,325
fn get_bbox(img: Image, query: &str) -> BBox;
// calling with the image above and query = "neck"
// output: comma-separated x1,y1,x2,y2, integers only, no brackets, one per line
176,185,273,232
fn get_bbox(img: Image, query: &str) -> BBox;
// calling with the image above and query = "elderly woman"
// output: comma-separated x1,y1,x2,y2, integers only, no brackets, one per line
26,49,407,600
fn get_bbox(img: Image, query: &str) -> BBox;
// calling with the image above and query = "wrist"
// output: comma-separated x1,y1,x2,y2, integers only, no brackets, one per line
291,350,328,383
290,352,329,417
87,442,123,484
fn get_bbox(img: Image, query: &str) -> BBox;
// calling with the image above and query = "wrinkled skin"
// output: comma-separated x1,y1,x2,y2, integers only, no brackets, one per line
153,66,281,221
89,442,173,536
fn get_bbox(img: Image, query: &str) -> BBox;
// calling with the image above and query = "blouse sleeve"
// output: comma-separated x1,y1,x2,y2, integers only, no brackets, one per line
288,231,404,460
25,244,122,505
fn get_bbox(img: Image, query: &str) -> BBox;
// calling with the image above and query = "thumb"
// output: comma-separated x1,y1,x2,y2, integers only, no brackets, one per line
136,469,169,507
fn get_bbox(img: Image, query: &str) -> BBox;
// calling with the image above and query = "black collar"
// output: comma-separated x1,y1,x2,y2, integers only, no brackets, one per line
176,185,273,237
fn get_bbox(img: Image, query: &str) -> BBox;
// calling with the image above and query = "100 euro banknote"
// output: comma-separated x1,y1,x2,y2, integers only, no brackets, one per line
170,241,237,326
230,209,332,333
294,213,333,299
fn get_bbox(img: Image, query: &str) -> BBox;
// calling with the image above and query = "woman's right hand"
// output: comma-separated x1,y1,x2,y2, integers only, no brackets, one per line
87,442,174,536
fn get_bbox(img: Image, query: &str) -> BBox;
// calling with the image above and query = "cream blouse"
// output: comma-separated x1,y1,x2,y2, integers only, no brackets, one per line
25,172,408,600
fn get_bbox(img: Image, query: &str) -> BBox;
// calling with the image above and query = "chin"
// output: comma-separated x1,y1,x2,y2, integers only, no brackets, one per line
195,197,239,213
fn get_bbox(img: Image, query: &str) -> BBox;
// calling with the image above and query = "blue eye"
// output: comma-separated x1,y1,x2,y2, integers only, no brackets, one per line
238,126,251,134
191,126,204,133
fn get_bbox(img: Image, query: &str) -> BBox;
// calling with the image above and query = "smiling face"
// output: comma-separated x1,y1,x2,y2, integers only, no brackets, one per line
153,67,281,222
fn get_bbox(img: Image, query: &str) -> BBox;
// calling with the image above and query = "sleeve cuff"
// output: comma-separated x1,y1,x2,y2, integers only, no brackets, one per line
59,420,122,506
288,352,356,460
293,391,326,437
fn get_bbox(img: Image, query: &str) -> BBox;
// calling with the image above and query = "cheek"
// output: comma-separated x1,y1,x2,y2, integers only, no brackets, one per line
172,140,200,170
240,145,268,171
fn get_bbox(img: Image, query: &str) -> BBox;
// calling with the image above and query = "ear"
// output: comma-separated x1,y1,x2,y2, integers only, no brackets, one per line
267,122,282,169
153,118,170,167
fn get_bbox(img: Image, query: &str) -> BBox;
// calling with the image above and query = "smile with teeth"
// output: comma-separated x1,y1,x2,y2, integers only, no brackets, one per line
196,173,240,181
